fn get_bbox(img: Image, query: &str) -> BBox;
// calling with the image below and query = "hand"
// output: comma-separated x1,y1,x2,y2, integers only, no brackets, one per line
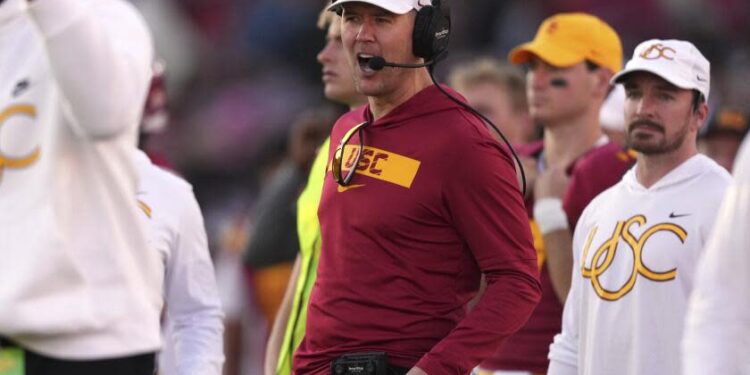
534,166,569,200
405,367,429,375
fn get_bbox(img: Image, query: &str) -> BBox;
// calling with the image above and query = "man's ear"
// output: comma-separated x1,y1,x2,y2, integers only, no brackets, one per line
593,69,614,101
694,101,710,132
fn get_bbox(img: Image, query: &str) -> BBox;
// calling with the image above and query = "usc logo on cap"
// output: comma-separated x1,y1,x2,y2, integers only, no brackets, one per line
580,214,687,301
639,43,676,61
0,105,40,185
545,21,559,35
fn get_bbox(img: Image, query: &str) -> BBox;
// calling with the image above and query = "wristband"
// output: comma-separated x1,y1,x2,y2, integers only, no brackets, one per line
534,198,569,235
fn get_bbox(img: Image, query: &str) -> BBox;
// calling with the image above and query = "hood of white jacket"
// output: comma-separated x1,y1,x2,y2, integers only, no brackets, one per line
624,154,722,192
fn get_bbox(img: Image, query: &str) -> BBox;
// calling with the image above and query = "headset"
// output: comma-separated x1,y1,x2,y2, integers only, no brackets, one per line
416,0,528,195
331,0,527,195
412,0,451,61
330,0,451,62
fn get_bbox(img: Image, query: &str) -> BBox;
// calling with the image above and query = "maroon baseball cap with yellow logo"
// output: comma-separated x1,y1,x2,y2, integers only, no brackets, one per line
508,12,623,74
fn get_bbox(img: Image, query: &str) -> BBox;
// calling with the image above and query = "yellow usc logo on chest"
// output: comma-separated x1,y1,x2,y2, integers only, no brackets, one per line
580,214,687,301
337,144,421,189
0,104,41,185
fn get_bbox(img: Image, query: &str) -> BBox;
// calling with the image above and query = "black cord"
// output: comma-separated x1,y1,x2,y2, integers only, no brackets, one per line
428,70,528,197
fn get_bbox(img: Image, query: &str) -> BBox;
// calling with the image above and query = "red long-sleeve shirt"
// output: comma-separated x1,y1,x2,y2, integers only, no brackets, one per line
293,85,542,374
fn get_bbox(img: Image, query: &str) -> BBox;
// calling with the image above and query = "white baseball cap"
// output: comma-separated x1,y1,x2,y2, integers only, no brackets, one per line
612,39,710,100
327,0,431,15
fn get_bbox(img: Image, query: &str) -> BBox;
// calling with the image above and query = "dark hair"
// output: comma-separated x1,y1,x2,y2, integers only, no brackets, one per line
691,90,704,113
585,60,600,72
584,60,615,96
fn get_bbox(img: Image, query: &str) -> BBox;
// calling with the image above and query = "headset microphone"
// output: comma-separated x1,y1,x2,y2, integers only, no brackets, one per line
367,56,434,71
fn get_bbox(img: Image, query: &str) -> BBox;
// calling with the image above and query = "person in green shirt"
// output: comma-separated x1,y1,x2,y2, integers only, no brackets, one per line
263,6,366,375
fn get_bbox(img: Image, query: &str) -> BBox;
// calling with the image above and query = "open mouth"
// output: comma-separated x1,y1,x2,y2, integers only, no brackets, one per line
357,53,375,72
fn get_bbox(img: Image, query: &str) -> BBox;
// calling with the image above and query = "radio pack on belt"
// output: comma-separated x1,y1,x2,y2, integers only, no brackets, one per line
331,352,388,375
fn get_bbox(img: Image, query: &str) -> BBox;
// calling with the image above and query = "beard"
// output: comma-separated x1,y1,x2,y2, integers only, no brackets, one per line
626,118,689,155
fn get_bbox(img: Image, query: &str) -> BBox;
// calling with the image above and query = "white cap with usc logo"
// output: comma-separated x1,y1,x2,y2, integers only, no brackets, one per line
612,39,710,100
328,0,432,14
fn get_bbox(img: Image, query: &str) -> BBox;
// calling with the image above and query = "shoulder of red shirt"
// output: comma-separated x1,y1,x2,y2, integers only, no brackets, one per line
572,141,636,175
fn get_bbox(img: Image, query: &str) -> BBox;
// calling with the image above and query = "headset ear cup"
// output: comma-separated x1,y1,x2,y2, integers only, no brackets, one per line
412,2,451,61
412,6,434,59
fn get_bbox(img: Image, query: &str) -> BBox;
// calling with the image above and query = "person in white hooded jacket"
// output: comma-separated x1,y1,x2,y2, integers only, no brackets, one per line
547,39,731,375
134,148,225,375
0,0,160,373
682,136,750,374
134,65,225,375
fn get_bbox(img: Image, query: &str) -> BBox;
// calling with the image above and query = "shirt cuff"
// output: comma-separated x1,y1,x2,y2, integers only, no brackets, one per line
534,197,569,235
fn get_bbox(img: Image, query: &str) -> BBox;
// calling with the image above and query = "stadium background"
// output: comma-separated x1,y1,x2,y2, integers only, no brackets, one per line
127,0,750,373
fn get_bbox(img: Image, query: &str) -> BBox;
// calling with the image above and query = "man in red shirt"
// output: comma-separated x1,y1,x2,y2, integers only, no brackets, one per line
476,13,636,375
292,1,541,374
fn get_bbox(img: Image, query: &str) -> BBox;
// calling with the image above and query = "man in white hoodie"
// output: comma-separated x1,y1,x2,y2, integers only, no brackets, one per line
682,136,750,373
135,63,225,375
548,39,732,375
0,0,160,373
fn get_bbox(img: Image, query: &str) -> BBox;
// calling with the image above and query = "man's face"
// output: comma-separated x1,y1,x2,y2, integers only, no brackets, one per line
525,57,599,126
623,72,705,155
340,3,418,98
317,16,361,106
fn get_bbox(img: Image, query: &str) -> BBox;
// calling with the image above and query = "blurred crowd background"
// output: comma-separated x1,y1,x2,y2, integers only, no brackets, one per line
127,0,750,373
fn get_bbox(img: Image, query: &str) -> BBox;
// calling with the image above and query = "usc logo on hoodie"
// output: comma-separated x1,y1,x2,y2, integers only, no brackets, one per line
0,104,40,185
580,214,687,301
337,144,421,189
